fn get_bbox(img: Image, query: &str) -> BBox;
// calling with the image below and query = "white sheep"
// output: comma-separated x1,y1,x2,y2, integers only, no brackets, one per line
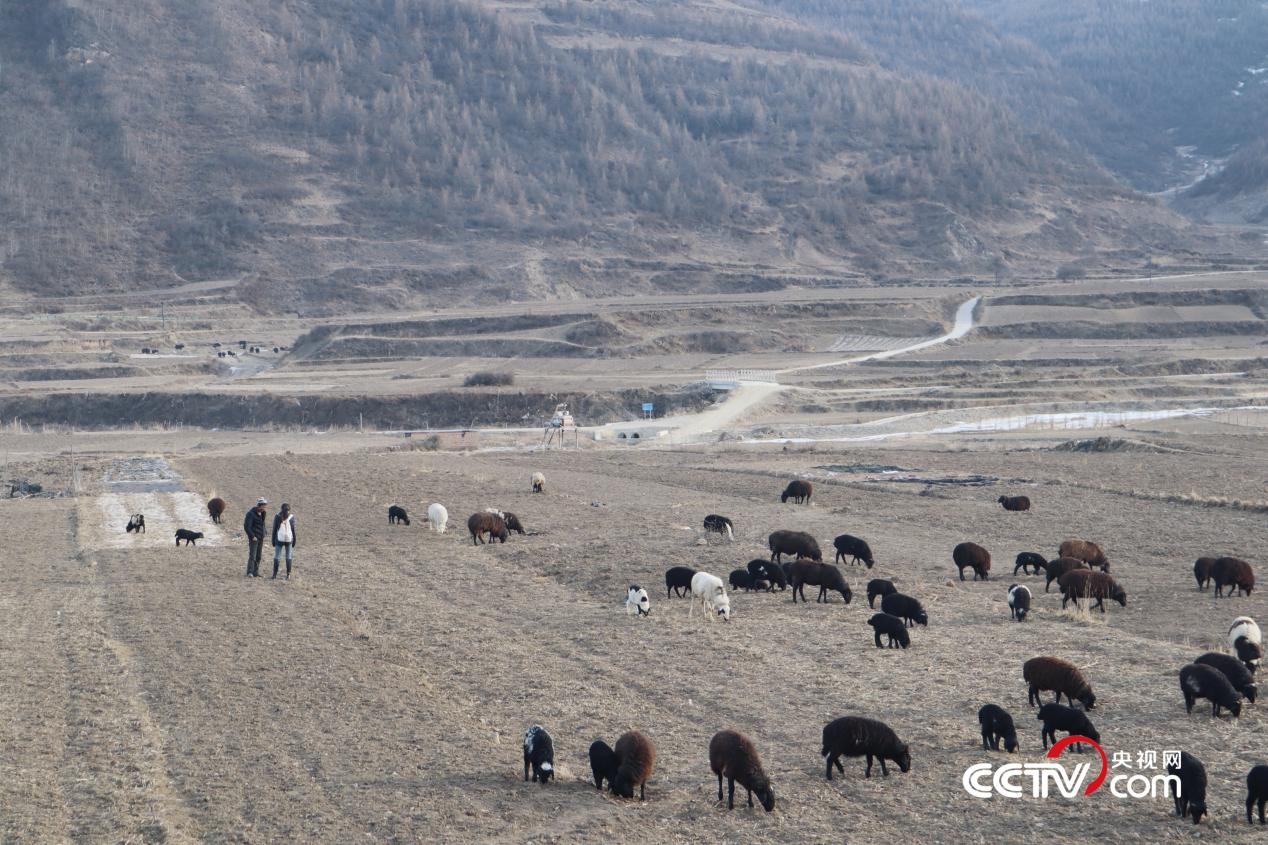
426,503,449,534
626,585,650,617
1229,616,1262,667
690,571,731,622
531,472,545,493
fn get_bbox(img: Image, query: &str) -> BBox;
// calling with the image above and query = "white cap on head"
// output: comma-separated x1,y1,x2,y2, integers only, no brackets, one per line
256,497,268,505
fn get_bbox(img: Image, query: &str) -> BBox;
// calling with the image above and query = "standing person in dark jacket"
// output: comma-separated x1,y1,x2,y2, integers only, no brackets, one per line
243,497,268,577
271,503,297,580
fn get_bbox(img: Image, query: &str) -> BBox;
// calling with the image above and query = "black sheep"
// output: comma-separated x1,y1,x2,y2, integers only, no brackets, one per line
1248,765,1268,824
768,530,822,563
388,504,410,525
998,495,1031,512
1180,663,1243,717
1044,557,1089,592
589,740,618,790
821,716,911,779
665,566,697,598
522,725,554,785
1014,552,1047,576
953,542,991,581
174,528,203,547
1036,703,1099,752
1166,752,1207,825
978,704,1019,752
880,592,927,627
1194,557,1216,591
708,730,776,812
612,731,656,800
781,480,812,504
1213,557,1255,597
868,613,911,649
789,560,851,604
729,568,767,592
1195,652,1258,703
1024,656,1097,709
759,560,788,591
867,578,896,609
833,534,875,568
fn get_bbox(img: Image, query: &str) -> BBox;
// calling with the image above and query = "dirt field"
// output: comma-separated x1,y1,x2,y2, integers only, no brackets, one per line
3,419,1268,843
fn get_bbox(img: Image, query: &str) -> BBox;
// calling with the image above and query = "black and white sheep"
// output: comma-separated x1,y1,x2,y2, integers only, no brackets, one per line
388,504,410,525
589,740,618,790
522,725,554,785
868,613,911,649
174,528,203,547
1036,703,1099,751
1167,752,1207,825
1195,652,1258,702
626,585,651,617
1023,656,1096,709
867,578,896,609
612,731,656,800
708,730,775,812
1008,584,1032,622
1179,663,1243,717
1247,765,1268,824
665,566,697,598
821,716,911,779
125,513,146,534
1013,552,1047,576
953,542,991,581
768,530,822,563
703,514,734,541
880,592,927,627
833,534,874,568
977,704,1019,753
1229,616,1263,671
789,560,852,605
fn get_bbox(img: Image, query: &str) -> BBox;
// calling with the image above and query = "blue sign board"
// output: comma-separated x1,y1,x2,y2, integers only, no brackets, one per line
641,403,654,412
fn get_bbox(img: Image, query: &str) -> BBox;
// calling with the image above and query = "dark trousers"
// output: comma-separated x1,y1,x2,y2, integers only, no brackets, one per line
246,537,264,576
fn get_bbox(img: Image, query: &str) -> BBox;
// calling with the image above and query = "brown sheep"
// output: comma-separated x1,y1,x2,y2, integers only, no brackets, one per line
1058,539,1109,573
612,731,656,800
1194,557,1217,591
788,560,852,604
781,480,813,504
467,512,509,545
1044,557,1089,592
768,530,822,563
1058,569,1127,612
207,497,226,524
709,730,775,812
1023,656,1096,709
998,495,1031,512
1213,557,1255,598
953,542,991,581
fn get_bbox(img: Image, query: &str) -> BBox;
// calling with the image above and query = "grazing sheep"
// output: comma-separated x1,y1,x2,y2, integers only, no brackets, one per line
781,479,813,504
1167,752,1207,825
708,730,776,812
880,592,927,627
833,534,875,568
1014,552,1047,576
1036,703,1099,751
998,495,1031,512
868,613,911,649
690,571,731,622
1213,557,1255,598
1180,663,1243,717
953,542,991,581
467,512,509,545
1024,656,1096,709
125,513,146,534
978,704,1019,753
1044,557,1089,592
589,740,619,790
1194,557,1217,591
821,716,911,779
612,731,656,800
426,503,448,534
1058,539,1109,573
665,566,697,598
207,497,226,524
703,514,734,541
1230,617,1264,671
789,560,852,605
522,725,555,785
867,578,896,609
729,569,767,593
484,508,526,535
626,585,651,617
531,472,545,493
1008,584,1032,622
1195,653,1258,703
174,529,203,547
388,504,410,526
1058,570,1127,613
768,530,822,563
1247,765,1268,824
748,559,785,592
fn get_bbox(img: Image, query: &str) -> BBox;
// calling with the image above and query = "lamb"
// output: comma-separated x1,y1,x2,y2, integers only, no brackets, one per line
388,504,410,525
953,542,991,581
789,560,852,605
1194,557,1216,591
690,571,731,622
729,569,768,593
1013,552,1047,576
1023,656,1096,709
589,740,618,790
868,613,911,649
1195,652,1258,703
1058,539,1109,573
612,731,656,800
1008,584,1032,622
1179,663,1243,717
880,592,927,627
978,704,1019,753
626,585,651,617
174,528,204,547
833,534,874,568
426,503,448,533
467,512,509,545
1229,617,1263,670
125,513,146,534
484,508,526,535
1167,752,1207,825
531,471,545,493
1036,703,1100,751
522,725,554,785
1058,570,1127,613
867,578,896,609
998,495,1031,512
708,730,776,812
1213,557,1255,597
1044,557,1089,592
207,497,226,524
703,514,734,541
768,530,822,563
748,559,786,592
821,716,911,779
1247,764,1268,824
780,479,812,504
665,566,697,598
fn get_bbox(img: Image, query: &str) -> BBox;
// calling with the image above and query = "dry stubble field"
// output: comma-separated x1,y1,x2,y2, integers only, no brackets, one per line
2,429,1268,844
